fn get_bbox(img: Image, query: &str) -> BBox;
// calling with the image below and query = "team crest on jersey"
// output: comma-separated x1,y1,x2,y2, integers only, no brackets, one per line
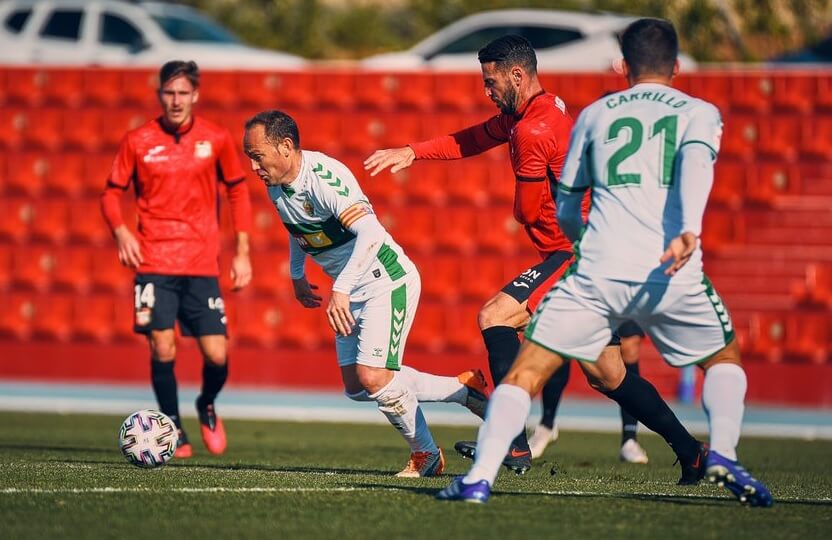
194,141,213,159
302,199,315,217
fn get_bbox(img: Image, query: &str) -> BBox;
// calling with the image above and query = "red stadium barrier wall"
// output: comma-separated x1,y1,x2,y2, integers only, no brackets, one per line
1,339,830,407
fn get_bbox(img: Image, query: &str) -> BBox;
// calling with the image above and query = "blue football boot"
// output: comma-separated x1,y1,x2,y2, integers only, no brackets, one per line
706,450,774,508
435,476,491,503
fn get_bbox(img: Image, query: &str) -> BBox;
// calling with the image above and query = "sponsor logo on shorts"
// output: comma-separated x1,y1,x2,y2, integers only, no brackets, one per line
512,268,542,289
372,347,383,358
135,307,152,326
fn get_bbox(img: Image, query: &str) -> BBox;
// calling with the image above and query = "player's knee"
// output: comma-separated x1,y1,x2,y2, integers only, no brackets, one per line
150,338,176,361
701,339,742,371
502,367,544,396
356,365,393,395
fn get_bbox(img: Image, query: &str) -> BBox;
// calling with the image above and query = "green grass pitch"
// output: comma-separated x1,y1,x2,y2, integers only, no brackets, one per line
1,411,831,539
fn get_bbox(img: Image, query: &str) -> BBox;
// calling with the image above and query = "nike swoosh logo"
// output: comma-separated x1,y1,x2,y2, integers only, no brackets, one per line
510,449,530,458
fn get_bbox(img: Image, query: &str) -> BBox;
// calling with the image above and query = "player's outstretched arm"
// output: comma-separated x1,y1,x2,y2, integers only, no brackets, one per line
364,147,415,177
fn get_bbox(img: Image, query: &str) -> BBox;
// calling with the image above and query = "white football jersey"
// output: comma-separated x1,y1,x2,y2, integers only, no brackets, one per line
559,82,723,284
268,150,415,300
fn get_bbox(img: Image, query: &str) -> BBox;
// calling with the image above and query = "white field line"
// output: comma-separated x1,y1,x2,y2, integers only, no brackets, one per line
0,487,829,503
1,396,830,440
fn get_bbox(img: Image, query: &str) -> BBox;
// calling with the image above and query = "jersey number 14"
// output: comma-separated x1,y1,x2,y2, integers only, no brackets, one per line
605,115,677,187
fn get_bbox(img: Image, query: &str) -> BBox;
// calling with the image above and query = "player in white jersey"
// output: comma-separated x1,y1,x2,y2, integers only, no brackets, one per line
438,19,772,507
243,110,490,477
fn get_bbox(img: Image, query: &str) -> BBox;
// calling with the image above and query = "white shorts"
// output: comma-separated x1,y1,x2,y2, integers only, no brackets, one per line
525,272,735,367
335,272,420,369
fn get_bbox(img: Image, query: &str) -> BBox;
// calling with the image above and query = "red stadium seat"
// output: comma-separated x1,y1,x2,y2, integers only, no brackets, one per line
231,297,281,347
487,160,516,205
756,114,799,162
391,72,434,111
83,152,115,195
711,159,747,209
111,291,144,342
444,302,483,352
413,254,461,302
542,73,604,111
378,111,424,148
401,161,447,205
476,212,525,255
22,107,63,150
73,293,118,342
445,159,489,206
340,112,386,154
434,73,485,112
62,108,105,151
274,296,325,349
728,74,771,113
68,199,110,246
384,205,435,254
770,74,814,113
52,246,93,293
315,71,355,110
719,115,757,161
0,107,27,150
198,71,238,108
248,198,288,250
82,69,123,107
792,263,832,307
354,73,398,111
30,293,74,341
120,70,159,108
748,163,798,206
0,197,34,243
745,312,786,362
30,199,70,244
271,71,316,110
43,152,86,197
235,71,281,108
250,251,289,296
4,151,48,197
800,117,832,161
459,255,505,301
11,244,54,292
293,111,341,155
90,249,133,293
0,243,11,290
435,205,477,254
0,291,35,339
41,69,84,107
784,312,829,364
407,301,446,352
5,68,46,106
701,209,737,251
100,108,151,150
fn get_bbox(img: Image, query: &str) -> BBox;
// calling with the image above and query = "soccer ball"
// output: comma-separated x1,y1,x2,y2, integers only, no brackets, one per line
118,409,178,469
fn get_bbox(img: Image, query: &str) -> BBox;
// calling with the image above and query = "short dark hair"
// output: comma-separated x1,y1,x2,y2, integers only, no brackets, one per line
620,18,678,78
477,34,537,74
159,60,200,88
245,110,301,148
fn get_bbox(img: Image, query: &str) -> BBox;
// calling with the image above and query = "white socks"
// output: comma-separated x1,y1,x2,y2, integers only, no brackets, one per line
369,372,438,454
398,366,467,404
464,384,531,486
702,363,747,461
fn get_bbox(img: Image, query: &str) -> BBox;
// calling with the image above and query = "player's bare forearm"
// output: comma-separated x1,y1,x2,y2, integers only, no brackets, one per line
363,147,415,176
292,277,322,308
235,232,250,257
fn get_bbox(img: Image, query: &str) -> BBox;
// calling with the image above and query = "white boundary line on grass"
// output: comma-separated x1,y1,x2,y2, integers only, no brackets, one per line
1,487,830,503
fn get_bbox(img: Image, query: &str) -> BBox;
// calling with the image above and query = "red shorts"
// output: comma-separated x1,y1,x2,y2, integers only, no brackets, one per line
499,250,574,313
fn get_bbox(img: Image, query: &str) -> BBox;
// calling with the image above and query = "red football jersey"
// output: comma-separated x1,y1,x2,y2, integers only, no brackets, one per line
410,91,589,258
101,116,250,276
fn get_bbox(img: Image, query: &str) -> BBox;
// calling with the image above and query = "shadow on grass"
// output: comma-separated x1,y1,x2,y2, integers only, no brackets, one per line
0,443,114,455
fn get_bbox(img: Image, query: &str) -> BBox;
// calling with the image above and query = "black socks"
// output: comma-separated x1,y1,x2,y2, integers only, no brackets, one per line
620,362,640,444
198,359,229,408
540,360,571,429
481,326,530,451
151,359,180,428
604,369,699,463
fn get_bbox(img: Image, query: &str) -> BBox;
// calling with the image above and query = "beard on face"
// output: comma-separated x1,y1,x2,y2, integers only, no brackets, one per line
496,84,518,115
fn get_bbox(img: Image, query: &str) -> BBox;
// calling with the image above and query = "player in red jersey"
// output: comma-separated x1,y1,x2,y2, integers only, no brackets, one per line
101,61,253,458
366,35,703,479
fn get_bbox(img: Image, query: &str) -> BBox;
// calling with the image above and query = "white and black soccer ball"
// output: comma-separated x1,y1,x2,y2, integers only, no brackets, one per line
118,409,178,469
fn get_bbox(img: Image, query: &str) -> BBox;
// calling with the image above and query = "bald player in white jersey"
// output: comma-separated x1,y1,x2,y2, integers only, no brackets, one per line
438,18,772,507
243,110,490,478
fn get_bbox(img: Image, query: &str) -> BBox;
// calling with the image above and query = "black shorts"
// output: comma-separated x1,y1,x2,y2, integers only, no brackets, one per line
133,274,227,337
500,250,573,310
617,321,645,338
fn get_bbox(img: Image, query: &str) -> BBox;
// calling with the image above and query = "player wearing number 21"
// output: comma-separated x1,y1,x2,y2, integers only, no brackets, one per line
438,18,772,507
